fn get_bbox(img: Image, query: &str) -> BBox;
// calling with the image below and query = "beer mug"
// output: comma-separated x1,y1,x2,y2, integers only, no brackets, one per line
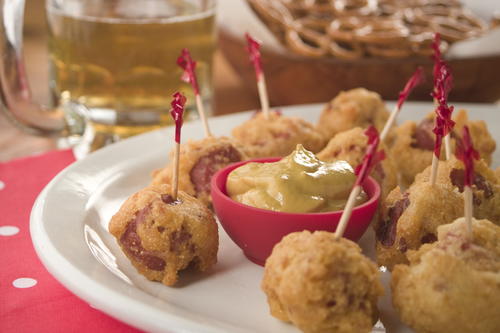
0,0,216,152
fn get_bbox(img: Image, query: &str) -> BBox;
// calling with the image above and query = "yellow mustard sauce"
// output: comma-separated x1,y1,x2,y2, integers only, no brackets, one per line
226,145,367,213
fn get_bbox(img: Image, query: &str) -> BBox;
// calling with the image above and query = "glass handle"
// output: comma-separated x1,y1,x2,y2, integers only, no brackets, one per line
0,0,74,136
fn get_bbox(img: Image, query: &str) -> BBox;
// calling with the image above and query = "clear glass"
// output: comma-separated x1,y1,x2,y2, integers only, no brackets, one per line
46,0,216,150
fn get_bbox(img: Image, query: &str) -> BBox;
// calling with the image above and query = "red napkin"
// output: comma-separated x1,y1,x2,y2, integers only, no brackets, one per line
0,149,140,332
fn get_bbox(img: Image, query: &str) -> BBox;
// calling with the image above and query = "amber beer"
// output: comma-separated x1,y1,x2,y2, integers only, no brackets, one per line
47,2,215,145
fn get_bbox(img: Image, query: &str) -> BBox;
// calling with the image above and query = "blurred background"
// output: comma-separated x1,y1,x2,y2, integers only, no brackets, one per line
1,0,499,161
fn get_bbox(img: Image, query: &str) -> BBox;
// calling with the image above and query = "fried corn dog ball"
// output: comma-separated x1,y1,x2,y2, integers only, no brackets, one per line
151,136,246,207
262,231,383,333
375,181,463,270
392,218,500,333
316,88,390,140
415,157,500,225
317,127,398,201
109,184,218,286
391,110,496,187
452,110,496,165
231,110,326,158
390,117,434,188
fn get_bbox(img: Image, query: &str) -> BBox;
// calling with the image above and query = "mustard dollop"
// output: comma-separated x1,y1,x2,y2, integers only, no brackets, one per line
226,145,367,213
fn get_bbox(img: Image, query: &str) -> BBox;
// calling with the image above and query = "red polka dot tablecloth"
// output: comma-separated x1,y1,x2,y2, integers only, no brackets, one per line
0,149,141,332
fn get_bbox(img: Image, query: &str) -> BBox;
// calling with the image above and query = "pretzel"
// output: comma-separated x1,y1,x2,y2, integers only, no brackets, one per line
327,17,363,42
412,7,486,41
286,21,330,58
434,10,486,41
355,18,410,44
408,29,441,56
332,0,378,17
249,0,294,27
328,39,365,59
246,0,487,59
282,0,335,15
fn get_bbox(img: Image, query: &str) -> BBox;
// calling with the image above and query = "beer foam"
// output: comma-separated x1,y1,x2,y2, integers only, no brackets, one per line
47,1,215,24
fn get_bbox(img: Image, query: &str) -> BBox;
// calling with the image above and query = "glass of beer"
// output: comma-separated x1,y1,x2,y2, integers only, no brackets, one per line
0,0,216,152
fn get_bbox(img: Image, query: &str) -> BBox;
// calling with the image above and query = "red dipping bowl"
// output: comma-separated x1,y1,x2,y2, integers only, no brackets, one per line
211,158,381,266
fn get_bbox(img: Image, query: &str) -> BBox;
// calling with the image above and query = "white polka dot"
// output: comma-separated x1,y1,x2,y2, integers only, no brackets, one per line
0,180,4,190
13,278,37,288
0,226,19,236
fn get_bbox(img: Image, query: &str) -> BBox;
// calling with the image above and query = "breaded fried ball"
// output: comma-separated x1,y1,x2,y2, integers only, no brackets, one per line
390,117,434,188
391,110,496,188
375,181,463,270
231,110,326,158
415,157,500,225
452,110,496,165
151,136,246,207
262,231,383,333
109,184,218,286
317,127,398,201
392,218,500,333
316,88,390,140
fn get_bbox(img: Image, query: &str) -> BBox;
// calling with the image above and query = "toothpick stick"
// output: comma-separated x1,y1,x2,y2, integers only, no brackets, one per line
177,48,212,137
464,186,473,234
430,153,439,185
245,33,270,119
380,67,424,141
195,94,211,137
335,185,363,239
170,92,186,200
456,126,480,237
172,143,180,199
257,76,270,118
380,107,398,142
335,126,385,239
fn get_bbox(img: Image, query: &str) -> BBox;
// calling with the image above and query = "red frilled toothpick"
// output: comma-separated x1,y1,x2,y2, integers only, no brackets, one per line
380,67,425,141
177,49,199,95
456,126,480,235
430,64,455,185
430,105,455,185
431,33,454,160
335,126,385,239
245,33,270,118
177,48,212,137
170,92,186,200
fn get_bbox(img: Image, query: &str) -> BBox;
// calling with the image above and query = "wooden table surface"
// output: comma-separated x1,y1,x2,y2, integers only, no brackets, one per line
0,30,260,162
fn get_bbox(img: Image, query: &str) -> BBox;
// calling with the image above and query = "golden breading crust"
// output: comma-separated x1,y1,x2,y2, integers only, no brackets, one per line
262,231,383,333
391,110,496,188
375,181,463,270
392,218,500,333
109,184,218,286
316,88,390,140
415,157,500,225
150,136,246,207
231,110,326,159
317,127,398,201
452,110,496,165
390,119,434,188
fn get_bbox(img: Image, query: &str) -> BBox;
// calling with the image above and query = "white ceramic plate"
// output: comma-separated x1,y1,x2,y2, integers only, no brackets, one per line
31,102,500,333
